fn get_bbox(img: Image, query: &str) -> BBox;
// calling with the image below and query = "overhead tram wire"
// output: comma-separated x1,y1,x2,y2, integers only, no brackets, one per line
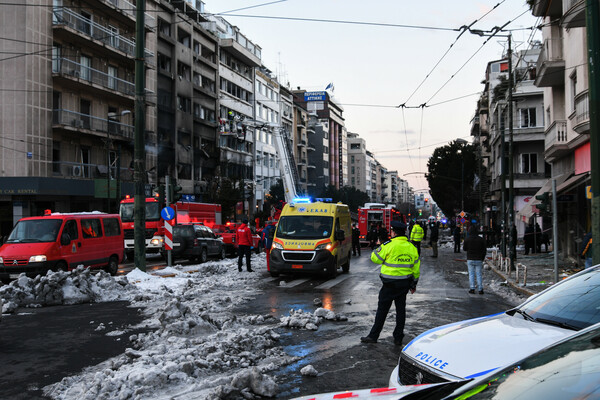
216,0,290,15
402,0,507,106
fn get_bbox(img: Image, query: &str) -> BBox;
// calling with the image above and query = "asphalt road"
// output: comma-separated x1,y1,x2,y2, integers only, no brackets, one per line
0,240,522,400
0,302,148,400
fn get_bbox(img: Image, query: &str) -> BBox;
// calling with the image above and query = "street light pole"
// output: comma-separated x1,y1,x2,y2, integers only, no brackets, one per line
507,33,516,273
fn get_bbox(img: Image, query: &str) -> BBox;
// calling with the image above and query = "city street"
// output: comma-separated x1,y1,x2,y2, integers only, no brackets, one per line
0,237,526,399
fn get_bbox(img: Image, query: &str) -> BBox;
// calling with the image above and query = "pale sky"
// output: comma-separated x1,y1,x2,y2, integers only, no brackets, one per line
205,0,540,191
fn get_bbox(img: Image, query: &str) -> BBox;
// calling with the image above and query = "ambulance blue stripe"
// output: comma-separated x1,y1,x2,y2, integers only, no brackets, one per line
465,367,498,379
402,312,505,352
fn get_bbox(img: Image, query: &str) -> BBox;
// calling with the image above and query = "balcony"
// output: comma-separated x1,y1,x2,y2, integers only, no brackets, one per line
53,58,135,98
99,0,155,29
297,139,307,148
53,109,134,140
531,0,562,17
544,119,568,160
307,162,316,169
573,90,590,134
535,39,564,87
217,30,261,67
563,0,586,28
52,7,154,64
307,143,316,152
51,160,134,181
297,159,307,166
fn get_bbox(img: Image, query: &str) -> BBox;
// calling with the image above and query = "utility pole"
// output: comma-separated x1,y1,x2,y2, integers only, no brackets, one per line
507,34,516,273
587,0,600,266
133,2,146,272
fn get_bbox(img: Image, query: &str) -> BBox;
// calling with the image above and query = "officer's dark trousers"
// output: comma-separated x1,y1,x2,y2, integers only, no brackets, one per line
237,245,252,271
352,241,361,256
368,279,411,342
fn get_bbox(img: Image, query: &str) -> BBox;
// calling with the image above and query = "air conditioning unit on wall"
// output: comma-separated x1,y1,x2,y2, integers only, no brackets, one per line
72,165,83,177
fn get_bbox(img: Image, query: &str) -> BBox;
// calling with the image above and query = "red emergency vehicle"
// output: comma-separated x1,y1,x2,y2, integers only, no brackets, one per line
357,203,406,246
119,196,222,260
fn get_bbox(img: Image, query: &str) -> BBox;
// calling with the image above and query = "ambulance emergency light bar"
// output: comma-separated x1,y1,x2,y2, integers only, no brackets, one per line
289,197,312,207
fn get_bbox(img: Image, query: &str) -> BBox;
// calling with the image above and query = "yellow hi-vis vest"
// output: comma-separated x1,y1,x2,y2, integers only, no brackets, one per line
371,236,420,280
410,224,424,242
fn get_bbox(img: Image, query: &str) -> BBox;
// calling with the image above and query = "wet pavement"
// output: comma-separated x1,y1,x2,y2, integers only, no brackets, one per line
485,247,583,297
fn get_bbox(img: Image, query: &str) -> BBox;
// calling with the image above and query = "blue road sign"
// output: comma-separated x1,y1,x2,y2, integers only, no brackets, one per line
459,217,467,224
304,91,326,101
161,206,175,221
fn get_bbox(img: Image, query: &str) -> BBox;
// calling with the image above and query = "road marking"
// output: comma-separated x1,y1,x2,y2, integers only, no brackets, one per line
279,278,311,288
315,274,351,289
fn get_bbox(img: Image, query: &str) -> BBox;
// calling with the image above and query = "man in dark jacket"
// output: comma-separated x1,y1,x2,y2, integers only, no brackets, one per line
463,225,487,294
377,222,389,244
453,225,462,253
352,223,361,256
368,223,378,249
261,221,276,271
429,221,439,258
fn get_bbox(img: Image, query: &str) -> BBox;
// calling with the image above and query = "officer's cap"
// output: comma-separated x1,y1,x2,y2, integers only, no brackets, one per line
391,220,407,233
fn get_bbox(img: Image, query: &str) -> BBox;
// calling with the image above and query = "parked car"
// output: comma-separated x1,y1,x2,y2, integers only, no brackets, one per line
161,224,225,263
0,212,124,282
293,322,600,400
389,265,600,388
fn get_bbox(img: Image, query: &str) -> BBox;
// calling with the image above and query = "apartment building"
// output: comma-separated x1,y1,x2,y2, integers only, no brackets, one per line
0,0,157,236
476,46,546,239
347,132,367,192
292,90,346,189
304,112,328,195
530,0,591,258
254,67,280,210
155,0,219,199
291,95,309,194
386,170,399,205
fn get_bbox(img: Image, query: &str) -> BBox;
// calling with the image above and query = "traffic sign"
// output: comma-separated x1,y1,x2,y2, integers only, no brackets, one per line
459,211,466,218
304,91,326,101
164,218,174,251
459,218,467,224
161,206,175,221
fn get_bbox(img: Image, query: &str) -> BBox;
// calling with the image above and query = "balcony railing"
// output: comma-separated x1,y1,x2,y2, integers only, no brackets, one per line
52,160,134,181
52,7,154,62
544,120,567,151
53,109,134,140
53,57,135,97
102,0,156,29
574,90,590,133
307,144,316,151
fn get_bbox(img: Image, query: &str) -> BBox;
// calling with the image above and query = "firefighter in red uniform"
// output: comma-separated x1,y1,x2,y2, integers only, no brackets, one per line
236,219,254,272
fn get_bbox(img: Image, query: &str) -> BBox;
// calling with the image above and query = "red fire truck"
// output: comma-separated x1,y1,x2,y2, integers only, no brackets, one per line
357,203,406,246
119,195,222,260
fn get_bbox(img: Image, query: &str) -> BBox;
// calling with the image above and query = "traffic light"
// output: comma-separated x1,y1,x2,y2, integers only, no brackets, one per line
535,192,550,215
170,179,183,203
157,184,166,207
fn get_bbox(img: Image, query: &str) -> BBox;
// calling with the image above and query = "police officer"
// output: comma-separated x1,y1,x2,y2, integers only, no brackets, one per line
361,220,420,345
410,221,424,255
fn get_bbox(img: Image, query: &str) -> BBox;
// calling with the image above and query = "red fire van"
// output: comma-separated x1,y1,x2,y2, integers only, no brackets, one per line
0,212,124,282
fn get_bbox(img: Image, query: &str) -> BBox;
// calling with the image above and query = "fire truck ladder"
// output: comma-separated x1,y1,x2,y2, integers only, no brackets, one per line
273,129,302,203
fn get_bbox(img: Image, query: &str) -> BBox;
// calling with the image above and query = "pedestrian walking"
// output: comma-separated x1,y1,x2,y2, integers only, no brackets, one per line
429,221,439,258
524,223,534,255
361,220,419,345
463,225,486,294
410,221,424,255
236,219,254,272
534,223,542,253
352,223,361,257
581,231,592,269
453,224,462,253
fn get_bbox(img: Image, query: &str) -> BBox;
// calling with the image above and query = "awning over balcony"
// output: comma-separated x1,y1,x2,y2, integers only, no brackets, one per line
516,174,568,221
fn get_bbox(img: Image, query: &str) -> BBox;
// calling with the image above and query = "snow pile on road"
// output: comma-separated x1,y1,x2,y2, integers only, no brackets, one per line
41,255,304,399
0,267,134,313
280,307,348,330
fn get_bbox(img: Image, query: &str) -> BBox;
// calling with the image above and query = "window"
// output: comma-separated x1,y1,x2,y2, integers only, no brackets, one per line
570,71,577,112
81,219,103,238
520,153,538,173
519,108,537,128
52,141,61,174
103,218,121,236
177,95,191,113
108,65,117,90
351,155,355,163
351,166,355,174
158,53,171,73
177,62,190,81
52,45,61,73
158,18,171,37
64,220,78,241
177,28,190,48
80,55,91,81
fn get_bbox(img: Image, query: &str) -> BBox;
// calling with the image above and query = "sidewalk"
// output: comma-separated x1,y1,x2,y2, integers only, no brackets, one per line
486,248,583,297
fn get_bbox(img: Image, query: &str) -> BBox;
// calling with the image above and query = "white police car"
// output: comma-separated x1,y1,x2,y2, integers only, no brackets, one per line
389,265,600,387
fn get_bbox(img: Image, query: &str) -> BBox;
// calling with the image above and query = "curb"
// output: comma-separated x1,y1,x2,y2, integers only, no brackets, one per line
488,264,535,298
